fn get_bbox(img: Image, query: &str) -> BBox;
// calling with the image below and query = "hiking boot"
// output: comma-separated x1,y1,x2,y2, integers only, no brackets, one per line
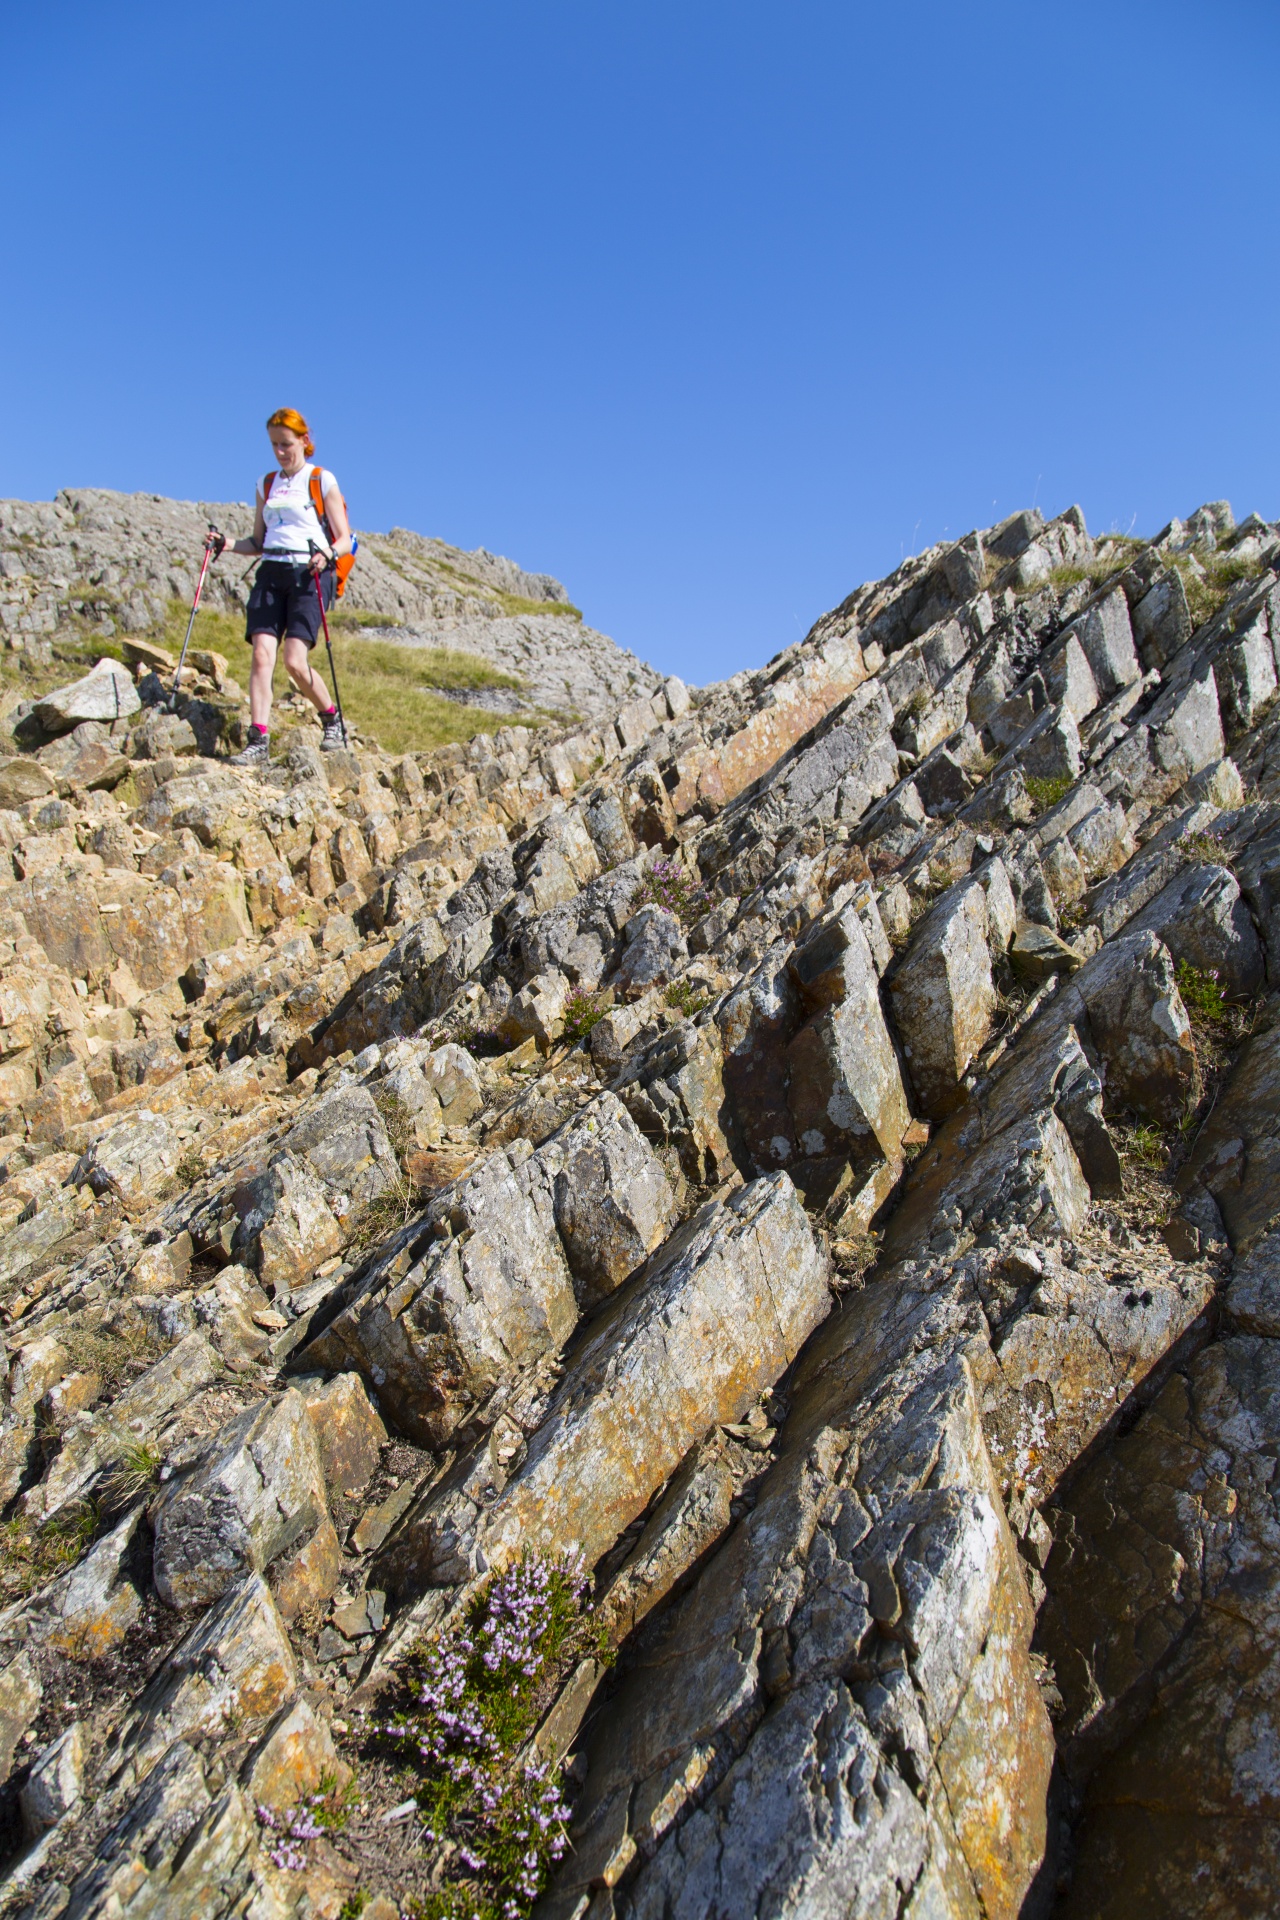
230,729,269,767
320,710,346,752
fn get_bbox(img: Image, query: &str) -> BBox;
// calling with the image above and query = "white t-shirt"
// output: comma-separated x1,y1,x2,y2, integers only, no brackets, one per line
260,463,338,559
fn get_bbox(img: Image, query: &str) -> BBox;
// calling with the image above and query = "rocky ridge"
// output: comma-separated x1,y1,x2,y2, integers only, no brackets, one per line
0,489,662,723
0,495,1274,1916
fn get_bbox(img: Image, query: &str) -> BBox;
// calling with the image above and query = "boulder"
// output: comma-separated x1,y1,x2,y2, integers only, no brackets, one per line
37,1507,143,1658
151,1389,329,1610
1127,860,1266,1002
191,1263,275,1370
888,879,995,1118
21,1722,84,1839
787,902,913,1165
33,659,141,736
1065,587,1140,694
540,1092,679,1310
1074,930,1197,1127
280,1081,400,1208
298,1369,387,1496
499,967,569,1045
1038,1329,1280,1917
0,1650,42,1781
0,757,57,810
302,1140,579,1448
73,1109,180,1213
612,903,689,998
242,1697,351,1814
1132,567,1192,668
1178,1019,1280,1253
230,1153,343,1296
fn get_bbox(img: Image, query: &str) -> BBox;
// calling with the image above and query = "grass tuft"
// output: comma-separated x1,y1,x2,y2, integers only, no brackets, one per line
100,1440,163,1515
1024,773,1073,815
0,1501,98,1600
665,980,708,1020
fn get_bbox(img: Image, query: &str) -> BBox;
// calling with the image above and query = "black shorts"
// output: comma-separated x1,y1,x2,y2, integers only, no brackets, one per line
245,560,334,649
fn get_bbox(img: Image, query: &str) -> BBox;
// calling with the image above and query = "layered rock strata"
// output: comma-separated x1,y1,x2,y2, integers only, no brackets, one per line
0,497,1275,1915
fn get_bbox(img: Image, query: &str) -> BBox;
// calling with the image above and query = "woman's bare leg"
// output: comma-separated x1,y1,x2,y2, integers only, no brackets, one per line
248,632,278,730
283,636,333,714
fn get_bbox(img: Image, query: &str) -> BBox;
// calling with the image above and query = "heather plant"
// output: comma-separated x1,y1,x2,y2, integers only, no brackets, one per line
382,1555,595,1918
562,991,607,1046
257,1778,353,1873
633,856,711,927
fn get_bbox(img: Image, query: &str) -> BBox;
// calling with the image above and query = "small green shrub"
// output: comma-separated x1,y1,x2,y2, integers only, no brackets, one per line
562,991,607,1046
1024,773,1073,815
665,980,708,1020
174,1148,205,1189
1175,959,1228,1025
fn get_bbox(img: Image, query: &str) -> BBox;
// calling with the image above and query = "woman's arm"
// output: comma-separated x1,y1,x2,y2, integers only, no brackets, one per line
321,476,352,556
216,491,267,559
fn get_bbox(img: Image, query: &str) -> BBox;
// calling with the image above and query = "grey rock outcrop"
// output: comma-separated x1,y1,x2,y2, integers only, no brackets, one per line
0,493,1278,1919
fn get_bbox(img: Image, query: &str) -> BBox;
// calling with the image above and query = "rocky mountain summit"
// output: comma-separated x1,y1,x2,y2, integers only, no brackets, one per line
1,489,661,722
0,492,1275,1918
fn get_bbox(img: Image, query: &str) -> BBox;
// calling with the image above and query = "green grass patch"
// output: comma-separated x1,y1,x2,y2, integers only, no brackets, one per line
1025,773,1073,815
160,600,538,754
490,591,582,622
1164,550,1266,631
0,1501,98,1600
665,979,708,1019
1118,1120,1170,1172
100,1440,163,1515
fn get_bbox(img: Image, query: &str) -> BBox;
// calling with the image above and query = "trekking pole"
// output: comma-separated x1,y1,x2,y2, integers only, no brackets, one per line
308,543,348,747
170,525,222,710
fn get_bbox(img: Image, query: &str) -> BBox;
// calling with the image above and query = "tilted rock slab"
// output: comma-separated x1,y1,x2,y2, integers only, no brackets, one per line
111,1571,296,1787
374,1173,831,1600
1038,1299,1280,1917
543,1317,1051,1920
303,1095,675,1447
150,1389,329,1610
33,658,141,735
887,876,996,1120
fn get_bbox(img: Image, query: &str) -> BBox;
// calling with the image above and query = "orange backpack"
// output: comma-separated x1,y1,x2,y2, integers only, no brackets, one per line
261,467,359,597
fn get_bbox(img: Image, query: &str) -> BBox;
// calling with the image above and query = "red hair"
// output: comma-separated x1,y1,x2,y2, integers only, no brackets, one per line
266,407,314,457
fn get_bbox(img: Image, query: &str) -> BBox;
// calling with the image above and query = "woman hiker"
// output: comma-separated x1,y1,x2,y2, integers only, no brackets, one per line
213,407,352,765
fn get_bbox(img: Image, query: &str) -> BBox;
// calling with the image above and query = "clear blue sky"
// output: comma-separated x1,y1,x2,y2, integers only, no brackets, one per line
4,2,1278,685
